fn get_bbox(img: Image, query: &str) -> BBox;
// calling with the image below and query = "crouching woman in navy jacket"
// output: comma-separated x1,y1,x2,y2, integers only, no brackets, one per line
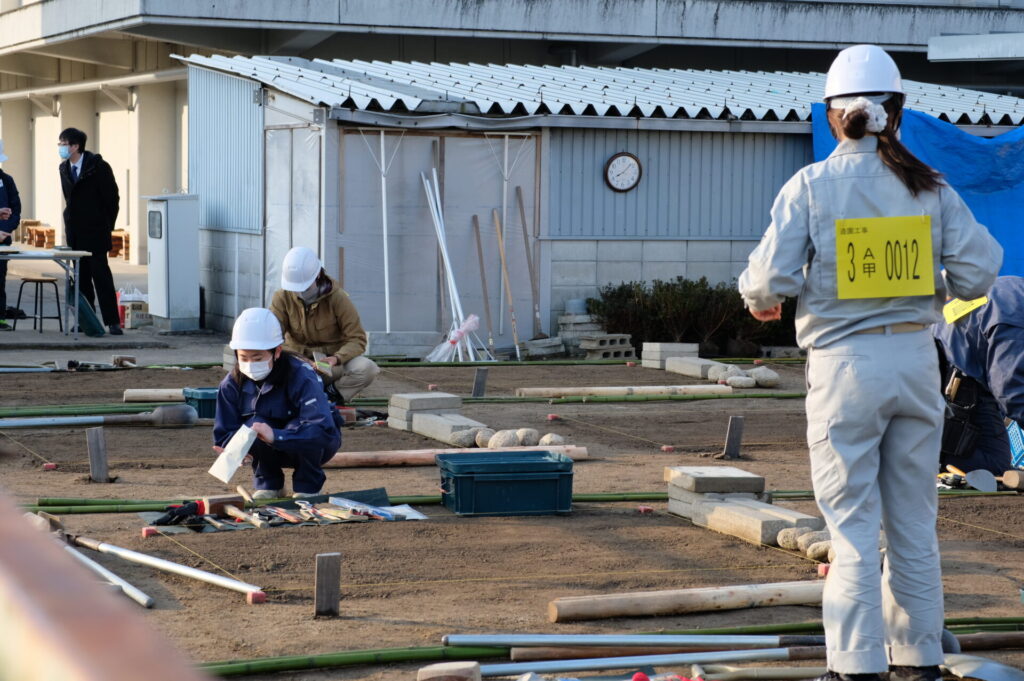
214,307,341,499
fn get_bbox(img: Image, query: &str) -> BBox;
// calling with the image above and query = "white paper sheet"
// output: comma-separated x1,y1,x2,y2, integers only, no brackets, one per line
208,424,257,484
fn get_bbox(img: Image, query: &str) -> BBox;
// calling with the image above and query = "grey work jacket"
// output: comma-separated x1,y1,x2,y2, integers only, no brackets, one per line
738,136,1003,349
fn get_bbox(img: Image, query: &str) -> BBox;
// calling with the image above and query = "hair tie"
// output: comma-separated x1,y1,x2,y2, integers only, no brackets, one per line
829,95,890,133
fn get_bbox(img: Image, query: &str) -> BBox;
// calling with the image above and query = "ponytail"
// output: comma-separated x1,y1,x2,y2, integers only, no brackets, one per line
827,95,942,197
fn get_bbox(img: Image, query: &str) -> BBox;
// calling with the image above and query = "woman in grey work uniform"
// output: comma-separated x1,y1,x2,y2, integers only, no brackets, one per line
739,45,1001,681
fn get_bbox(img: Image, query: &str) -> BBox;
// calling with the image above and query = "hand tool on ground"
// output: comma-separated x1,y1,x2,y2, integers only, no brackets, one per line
199,493,269,529
70,534,264,599
964,468,1024,493
0,404,199,429
943,653,1024,680
312,504,367,521
327,495,404,521
937,471,966,489
295,499,333,522
491,209,522,361
259,505,304,524
946,464,1003,492
203,515,233,530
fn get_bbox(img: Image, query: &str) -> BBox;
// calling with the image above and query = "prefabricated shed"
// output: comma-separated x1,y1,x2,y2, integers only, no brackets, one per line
179,55,1024,356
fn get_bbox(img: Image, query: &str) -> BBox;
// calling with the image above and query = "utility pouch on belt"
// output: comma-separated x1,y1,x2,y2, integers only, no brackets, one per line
940,368,979,461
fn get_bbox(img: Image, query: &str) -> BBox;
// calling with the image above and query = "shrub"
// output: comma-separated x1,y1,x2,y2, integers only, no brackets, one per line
587,277,796,356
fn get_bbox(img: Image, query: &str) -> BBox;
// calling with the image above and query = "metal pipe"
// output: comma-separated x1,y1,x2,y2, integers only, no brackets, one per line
0,68,186,102
73,535,263,596
479,647,802,677
444,634,820,648
381,130,391,334
64,545,155,608
0,367,54,373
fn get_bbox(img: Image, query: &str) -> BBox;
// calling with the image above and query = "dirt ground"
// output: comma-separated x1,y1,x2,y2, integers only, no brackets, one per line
2,362,1022,679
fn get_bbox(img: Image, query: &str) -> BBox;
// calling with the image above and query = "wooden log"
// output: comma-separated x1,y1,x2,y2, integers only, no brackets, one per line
0,492,212,681
123,389,184,403
324,444,588,468
514,385,732,398
547,580,824,623
511,645,723,661
314,552,341,617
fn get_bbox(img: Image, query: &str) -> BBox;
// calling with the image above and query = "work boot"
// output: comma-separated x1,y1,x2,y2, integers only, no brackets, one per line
0,320,10,331
108,324,124,335
808,673,884,681
292,491,320,499
252,488,285,500
889,666,942,681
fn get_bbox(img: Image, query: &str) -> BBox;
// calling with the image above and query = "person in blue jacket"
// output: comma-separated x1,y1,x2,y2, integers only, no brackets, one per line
934,276,1024,477
0,141,22,331
214,307,341,499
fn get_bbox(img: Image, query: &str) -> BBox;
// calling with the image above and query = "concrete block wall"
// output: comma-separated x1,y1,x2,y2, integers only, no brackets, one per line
545,238,758,329
199,229,263,331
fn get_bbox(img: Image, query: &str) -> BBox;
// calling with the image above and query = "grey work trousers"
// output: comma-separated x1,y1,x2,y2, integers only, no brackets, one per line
806,328,945,674
328,355,380,402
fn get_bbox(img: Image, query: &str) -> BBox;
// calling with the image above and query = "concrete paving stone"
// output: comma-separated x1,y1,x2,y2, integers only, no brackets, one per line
643,342,700,354
664,356,721,379
667,497,695,519
726,498,824,530
643,351,698,361
412,413,489,442
667,484,771,505
557,314,596,325
663,465,766,493
387,416,411,431
641,358,665,369
387,406,459,422
691,499,789,546
389,392,462,410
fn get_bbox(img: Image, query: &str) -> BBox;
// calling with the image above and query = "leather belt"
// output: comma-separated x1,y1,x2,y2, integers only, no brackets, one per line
853,322,928,335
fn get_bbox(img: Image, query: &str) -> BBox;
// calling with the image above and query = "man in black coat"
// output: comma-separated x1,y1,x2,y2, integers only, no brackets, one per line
58,127,122,334
0,140,21,330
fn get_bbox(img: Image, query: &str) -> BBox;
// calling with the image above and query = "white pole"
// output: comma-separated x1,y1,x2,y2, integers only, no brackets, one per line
74,536,263,597
421,173,469,361
380,131,391,334
498,134,509,336
430,170,475,360
64,545,155,608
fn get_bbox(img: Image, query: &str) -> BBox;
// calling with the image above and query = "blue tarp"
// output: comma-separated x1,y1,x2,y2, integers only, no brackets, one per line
812,103,1024,275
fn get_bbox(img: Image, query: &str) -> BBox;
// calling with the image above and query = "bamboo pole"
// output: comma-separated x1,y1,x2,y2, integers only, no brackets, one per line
548,581,825,623
123,389,185,403
515,385,733,398
200,646,507,677
324,445,588,468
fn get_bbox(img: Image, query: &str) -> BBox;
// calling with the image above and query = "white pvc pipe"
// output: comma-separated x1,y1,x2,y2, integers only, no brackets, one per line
444,634,784,648
380,131,391,334
64,545,155,608
74,536,262,596
479,648,795,677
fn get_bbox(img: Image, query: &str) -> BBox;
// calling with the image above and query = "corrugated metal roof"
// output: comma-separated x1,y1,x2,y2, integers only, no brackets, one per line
175,54,1024,125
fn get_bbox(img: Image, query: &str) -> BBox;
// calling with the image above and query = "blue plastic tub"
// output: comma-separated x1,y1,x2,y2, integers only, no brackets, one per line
436,450,573,517
183,387,218,419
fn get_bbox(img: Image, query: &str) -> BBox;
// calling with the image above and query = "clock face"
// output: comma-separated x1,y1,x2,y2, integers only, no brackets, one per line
605,152,642,192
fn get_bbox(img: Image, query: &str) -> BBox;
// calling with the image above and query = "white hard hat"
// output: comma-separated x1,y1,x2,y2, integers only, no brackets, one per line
280,247,321,292
824,45,903,100
229,307,284,350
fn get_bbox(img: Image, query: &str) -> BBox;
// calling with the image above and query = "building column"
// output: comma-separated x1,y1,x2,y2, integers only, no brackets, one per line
131,81,178,265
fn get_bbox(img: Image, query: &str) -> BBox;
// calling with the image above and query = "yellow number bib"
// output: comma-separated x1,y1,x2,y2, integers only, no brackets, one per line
835,215,935,300
943,296,988,324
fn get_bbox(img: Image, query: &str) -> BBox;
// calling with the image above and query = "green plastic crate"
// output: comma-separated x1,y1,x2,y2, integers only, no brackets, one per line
436,450,573,516
183,387,218,419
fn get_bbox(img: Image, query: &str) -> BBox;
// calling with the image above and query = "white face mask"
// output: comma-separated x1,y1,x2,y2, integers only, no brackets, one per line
238,359,272,381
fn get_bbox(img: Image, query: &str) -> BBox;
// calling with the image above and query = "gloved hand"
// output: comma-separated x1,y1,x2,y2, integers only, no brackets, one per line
153,501,200,525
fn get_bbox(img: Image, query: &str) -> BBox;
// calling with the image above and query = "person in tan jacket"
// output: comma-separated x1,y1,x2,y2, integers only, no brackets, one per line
269,247,379,403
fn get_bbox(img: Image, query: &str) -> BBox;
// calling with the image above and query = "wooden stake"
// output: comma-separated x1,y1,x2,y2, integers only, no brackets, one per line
547,580,824,623
515,185,545,339
492,209,522,360
314,552,341,617
123,389,185,403
716,415,745,460
471,215,496,356
86,427,110,483
471,367,489,398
